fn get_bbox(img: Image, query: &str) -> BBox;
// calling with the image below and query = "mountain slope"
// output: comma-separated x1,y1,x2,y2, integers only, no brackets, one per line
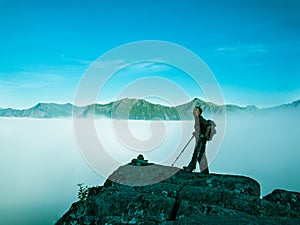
0,103,73,118
0,98,299,119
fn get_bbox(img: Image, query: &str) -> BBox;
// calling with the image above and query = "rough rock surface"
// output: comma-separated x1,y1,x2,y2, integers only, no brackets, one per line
56,163,300,225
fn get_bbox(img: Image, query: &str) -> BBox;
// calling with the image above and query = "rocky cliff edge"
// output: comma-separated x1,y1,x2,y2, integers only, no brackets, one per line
56,160,300,225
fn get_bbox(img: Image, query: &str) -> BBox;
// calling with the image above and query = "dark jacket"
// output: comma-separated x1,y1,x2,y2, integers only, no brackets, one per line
194,115,207,140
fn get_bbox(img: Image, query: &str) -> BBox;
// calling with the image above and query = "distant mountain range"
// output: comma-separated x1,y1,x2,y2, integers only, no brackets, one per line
0,98,299,120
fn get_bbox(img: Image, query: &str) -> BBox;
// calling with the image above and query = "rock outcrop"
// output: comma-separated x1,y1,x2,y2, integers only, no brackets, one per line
56,160,300,225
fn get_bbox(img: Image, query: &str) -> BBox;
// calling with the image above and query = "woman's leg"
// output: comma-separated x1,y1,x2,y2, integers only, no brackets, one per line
184,140,202,171
199,154,209,174
197,140,209,174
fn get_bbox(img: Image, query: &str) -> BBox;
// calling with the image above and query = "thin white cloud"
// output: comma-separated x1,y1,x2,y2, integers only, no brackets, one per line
61,55,129,73
0,71,64,89
214,43,269,56
61,55,173,74
62,55,127,69
92,59,126,70
121,61,172,73
61,55,94,65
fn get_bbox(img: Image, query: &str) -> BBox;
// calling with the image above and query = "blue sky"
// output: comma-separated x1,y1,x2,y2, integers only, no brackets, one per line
0,0,299,108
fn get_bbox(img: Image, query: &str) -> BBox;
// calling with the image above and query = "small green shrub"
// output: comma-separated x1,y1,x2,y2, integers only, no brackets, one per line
77,183,89,201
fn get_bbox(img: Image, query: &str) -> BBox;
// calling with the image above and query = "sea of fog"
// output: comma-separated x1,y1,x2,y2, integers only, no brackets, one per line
1,113,299,225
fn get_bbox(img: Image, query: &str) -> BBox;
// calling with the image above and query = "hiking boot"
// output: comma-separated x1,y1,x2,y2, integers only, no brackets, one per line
183,166,194,172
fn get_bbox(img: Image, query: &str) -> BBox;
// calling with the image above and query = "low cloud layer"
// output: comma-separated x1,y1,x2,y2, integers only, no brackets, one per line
0,113,299,224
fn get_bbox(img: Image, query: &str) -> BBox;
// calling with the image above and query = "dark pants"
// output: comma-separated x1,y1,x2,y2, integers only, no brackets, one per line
186,138,209,173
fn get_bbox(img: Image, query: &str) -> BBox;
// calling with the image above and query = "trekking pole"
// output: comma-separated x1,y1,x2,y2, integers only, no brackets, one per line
171,135,194,167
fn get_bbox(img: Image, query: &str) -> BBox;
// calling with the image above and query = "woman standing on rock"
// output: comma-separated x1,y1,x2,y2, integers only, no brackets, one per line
183,106,210,174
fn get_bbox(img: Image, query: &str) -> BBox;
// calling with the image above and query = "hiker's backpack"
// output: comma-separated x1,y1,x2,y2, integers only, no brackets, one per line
206,120,217,141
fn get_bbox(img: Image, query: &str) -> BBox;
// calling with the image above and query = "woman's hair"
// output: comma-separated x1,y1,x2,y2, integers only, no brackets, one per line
195,106,203,115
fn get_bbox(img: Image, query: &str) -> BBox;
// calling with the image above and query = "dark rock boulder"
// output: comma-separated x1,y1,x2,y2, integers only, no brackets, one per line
263,189,300,214
55,162,300,225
